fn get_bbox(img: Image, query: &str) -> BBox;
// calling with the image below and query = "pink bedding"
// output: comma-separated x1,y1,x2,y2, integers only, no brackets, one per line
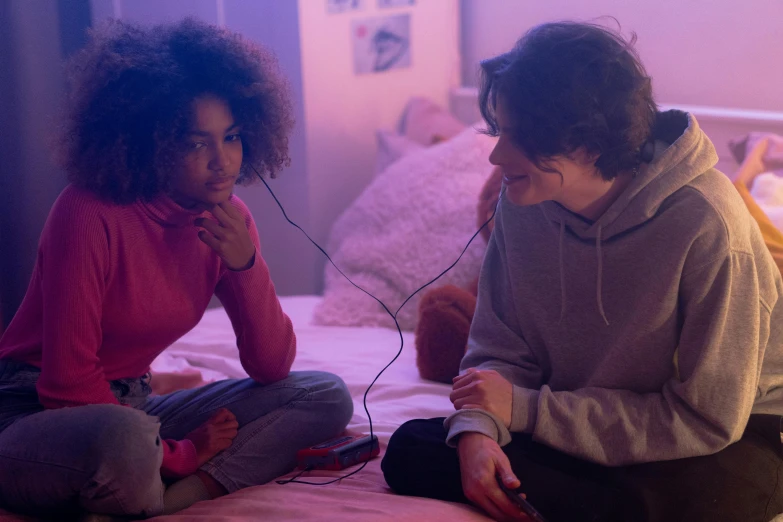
0,461,489,522
149,456,489,521
0,297,491,521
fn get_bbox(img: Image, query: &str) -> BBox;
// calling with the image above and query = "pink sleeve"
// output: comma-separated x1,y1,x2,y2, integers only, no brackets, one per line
160,438,199,478
36,190,120,408
214,196,296,384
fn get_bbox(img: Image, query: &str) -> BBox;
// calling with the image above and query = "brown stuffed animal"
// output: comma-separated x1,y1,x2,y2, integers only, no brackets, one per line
415,166,503,383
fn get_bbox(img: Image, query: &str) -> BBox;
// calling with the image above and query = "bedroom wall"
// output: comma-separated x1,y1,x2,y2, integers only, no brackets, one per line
460,0,783,112
0,0,91,326
298,1,461,272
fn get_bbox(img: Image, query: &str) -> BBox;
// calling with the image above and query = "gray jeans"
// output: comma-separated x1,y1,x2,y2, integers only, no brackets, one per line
0,360,353,518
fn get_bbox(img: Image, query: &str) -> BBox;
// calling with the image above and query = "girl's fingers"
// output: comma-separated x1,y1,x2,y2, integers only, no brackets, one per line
213,203,237,226
196,218,225,239
198,230,221,251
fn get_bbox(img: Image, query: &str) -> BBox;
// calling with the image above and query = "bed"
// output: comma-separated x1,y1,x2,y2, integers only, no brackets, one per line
0,296,492,522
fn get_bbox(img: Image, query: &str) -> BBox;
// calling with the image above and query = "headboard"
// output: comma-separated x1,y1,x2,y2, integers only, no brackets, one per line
449,87,783,176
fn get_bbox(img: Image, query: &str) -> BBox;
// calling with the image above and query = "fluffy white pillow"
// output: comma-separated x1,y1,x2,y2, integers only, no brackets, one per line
313,125,497,330
751,172,783,231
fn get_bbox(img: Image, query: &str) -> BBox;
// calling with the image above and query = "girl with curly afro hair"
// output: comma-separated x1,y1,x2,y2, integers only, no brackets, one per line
383,22,783,521
0,18,352,519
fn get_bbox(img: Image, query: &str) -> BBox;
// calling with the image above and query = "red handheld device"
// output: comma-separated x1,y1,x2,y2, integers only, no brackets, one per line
296,434,380,471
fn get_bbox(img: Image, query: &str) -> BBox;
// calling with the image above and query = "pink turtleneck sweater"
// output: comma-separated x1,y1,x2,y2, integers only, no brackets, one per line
0,185,296,477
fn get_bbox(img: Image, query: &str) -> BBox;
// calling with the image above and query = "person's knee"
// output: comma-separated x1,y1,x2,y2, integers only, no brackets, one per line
293,371,354,433
83,405,164,514
387,419,435,453
0,404,164,516
88,405,161,466
382,420,428,490
381,426,409,487
386,420,418,455
319,372,353,428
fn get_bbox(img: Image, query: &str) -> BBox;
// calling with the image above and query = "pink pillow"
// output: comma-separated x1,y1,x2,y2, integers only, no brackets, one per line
400,97,466,146
375,130,425,175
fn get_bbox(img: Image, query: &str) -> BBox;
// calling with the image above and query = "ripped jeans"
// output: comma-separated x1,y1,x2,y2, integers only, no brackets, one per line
0,360,353,518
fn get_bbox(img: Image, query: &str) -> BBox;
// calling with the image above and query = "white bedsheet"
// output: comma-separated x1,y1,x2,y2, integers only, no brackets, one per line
151,295,454,446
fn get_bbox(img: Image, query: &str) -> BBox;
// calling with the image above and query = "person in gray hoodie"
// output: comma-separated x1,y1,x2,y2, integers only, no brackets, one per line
382,21,783,522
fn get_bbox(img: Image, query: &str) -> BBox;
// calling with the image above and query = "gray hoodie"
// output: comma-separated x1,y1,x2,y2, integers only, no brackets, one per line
444,111,783,466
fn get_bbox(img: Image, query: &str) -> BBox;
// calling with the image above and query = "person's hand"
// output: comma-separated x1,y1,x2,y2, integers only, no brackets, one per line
458,433,530,521
759,134,783,171
195,201,256,271
185,408,239,466
451,368,514,428
149,370,203,396
736,137,771,187
736,136,783,188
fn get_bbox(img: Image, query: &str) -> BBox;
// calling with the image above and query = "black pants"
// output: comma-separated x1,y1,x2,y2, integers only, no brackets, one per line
381,415,783,522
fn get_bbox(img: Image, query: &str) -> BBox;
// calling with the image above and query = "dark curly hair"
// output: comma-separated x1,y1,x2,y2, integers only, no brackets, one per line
479,21,657,180
58,18,294,203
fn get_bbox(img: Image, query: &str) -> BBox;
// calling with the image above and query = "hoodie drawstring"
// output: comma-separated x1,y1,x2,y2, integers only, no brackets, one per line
558,221,567,324
595,225,610,326
557,221,610,326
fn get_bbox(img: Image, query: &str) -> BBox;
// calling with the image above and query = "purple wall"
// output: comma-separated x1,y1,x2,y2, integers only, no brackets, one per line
0,0,91,325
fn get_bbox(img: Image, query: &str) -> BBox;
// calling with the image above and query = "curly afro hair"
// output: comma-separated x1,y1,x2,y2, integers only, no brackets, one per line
479,21,657,181
58,18,294,203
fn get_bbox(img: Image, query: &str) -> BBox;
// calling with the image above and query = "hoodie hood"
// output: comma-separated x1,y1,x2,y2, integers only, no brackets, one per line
541,110,719,240
535,110,719,325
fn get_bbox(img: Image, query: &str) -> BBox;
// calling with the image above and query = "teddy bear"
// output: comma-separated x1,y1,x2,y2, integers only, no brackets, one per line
414,165,503,383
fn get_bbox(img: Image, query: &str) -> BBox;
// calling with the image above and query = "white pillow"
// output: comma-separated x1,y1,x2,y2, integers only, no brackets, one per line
375,130,425,176
751,172,783,231
313,125,497,330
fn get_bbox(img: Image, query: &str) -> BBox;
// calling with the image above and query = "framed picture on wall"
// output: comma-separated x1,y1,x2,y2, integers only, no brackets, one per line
327,0,364,14
352,14,411,75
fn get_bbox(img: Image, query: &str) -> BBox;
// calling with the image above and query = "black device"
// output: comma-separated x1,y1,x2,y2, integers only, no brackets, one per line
496,475,548,522
297,434,380,471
